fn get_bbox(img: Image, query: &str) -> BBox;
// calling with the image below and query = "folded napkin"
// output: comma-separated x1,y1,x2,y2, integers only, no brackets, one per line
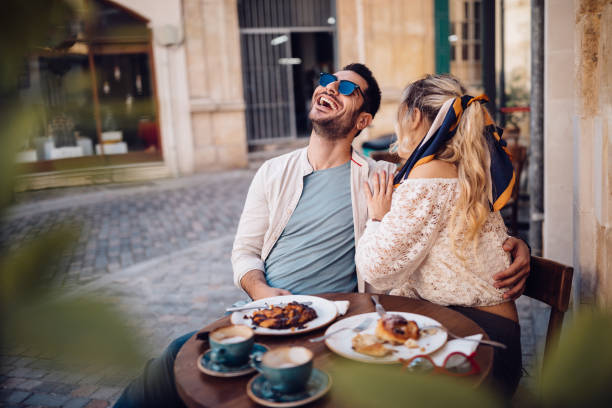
429,334,482,367
334,300,350,315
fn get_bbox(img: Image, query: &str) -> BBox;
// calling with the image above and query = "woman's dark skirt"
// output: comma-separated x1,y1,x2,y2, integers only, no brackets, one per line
449,305,522,398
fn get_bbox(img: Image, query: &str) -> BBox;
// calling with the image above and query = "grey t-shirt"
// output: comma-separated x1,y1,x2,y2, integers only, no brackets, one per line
264,161,357,294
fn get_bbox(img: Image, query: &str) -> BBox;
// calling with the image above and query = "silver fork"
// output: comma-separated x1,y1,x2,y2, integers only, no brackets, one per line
420,325,507,349
309,317,374,342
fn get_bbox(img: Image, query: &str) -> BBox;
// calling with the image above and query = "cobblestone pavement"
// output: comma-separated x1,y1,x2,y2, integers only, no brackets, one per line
1,170,255,285
1,169,548,407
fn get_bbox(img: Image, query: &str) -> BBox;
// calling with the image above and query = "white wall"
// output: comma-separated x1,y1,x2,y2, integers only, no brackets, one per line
543,0,575,268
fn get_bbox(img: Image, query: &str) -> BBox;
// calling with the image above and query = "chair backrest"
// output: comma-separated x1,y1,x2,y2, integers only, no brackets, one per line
524,256,573,360
370,151,402,164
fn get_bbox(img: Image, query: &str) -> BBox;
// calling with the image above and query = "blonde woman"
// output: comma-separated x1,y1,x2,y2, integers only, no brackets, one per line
355,74,522,396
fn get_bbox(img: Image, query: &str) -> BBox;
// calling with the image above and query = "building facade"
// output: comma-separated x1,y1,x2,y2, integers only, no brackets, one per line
16,0,439,190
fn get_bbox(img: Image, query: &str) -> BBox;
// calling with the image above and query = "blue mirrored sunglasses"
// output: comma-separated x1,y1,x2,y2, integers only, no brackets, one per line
319,72,364,98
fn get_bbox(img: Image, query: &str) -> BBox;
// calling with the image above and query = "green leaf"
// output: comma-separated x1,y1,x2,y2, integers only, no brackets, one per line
5,294,147,371
329,359,502,408
539,309,612,408
0,227,78,306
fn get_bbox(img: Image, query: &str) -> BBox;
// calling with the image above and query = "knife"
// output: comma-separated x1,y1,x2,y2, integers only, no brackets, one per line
371,295,386,317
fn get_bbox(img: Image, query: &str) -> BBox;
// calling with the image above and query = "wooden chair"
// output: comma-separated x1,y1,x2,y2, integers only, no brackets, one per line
524,256,574,361
370,151,402,164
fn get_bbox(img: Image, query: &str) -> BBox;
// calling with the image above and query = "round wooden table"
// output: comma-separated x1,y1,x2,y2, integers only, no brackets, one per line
175,293,493,407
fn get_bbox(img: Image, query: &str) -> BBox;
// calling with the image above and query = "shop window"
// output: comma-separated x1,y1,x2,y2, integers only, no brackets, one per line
15,0,161,172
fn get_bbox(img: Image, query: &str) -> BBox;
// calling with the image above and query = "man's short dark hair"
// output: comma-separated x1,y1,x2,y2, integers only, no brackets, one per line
342,63,381,119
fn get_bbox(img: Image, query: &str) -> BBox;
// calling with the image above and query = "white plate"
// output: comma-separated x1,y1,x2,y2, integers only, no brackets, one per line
230,295,338,336
324,312,448,364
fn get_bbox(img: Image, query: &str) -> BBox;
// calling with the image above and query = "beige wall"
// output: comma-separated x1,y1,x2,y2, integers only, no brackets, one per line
183,0,248,170
544,0,612,307
336,0,435,144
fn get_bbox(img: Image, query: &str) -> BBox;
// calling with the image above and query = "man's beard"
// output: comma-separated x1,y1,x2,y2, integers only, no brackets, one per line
309,109,360,141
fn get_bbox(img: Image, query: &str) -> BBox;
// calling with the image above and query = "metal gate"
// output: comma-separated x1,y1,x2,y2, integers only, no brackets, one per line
240,32,296,144
238,0,336,145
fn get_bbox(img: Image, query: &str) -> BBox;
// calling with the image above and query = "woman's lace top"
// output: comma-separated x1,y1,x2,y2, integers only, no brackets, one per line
356,178,511,307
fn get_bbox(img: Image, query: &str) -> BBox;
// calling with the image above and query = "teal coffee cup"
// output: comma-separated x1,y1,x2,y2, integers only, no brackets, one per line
250,346,314,394
209,325,255,366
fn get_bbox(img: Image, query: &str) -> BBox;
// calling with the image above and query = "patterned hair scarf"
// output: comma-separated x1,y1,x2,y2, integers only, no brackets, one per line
393,94,515,211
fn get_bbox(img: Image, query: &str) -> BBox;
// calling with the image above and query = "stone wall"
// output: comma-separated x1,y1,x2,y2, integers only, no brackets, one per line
544,0,612,307
577,0,612,306
336,0,435,143
183,0,248,170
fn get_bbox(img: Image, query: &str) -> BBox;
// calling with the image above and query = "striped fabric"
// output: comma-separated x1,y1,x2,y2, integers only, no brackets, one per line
393,94,515,211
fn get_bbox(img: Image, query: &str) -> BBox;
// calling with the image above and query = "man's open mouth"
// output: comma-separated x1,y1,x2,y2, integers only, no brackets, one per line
317,94,339,110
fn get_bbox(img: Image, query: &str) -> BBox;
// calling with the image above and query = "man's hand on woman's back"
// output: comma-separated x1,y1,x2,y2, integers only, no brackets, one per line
494,237,531,300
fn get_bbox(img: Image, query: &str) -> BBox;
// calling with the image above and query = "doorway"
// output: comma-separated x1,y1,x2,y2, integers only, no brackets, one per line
291,32,334,137
237,0,336,145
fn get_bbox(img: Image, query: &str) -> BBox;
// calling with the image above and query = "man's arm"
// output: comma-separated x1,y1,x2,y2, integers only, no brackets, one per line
231,164,291,298
494,236,531,300
240,269,291,300
231,166,270,291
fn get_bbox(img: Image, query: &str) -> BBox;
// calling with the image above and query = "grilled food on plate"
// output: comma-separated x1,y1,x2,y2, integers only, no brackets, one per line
250,301,318,329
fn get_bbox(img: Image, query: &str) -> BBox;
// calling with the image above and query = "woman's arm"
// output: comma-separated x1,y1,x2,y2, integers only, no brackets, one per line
355,179,456,291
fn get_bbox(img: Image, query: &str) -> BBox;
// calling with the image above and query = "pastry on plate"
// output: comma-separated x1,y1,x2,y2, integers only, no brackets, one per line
404,338,419,349
352,333,394,357
375,314,420,344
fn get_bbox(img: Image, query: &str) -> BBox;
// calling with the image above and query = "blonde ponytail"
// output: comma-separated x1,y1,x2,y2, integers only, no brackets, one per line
436,102,491,257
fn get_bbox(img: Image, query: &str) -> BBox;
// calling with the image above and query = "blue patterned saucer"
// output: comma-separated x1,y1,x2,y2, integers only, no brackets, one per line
197,343,268,377
246,368,332,407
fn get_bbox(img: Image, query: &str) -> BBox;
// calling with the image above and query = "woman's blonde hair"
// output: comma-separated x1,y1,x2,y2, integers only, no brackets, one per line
395,74,492,258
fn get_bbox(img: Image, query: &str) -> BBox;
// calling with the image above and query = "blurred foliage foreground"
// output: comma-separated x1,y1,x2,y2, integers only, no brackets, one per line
330,308,612,407
1,0,146,376
2,1,612,407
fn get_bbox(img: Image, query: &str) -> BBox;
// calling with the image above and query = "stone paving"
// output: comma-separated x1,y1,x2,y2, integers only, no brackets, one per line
1,167,548,407
1,170,255,285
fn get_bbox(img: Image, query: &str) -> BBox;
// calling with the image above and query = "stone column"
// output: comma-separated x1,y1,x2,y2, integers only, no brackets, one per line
113,0,196,176
544,0,612,307
573,0,612,306
183,0,248,170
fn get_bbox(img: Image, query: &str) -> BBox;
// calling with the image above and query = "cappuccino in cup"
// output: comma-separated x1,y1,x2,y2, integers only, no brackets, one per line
218,336,248,344
209,325,254,366
251,346,314,393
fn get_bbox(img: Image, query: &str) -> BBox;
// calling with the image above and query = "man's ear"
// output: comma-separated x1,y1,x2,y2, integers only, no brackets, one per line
356,112,373,131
